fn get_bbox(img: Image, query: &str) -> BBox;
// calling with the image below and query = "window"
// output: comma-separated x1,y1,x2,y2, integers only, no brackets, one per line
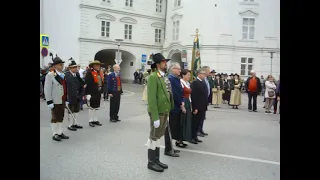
124,24,132,40
244,0,254,2
172,21,179,40
155,29,162,43
102,0,111,2
125,0,133,7
240,57,254,76
156,0,162,12
242,18,255,39
101,21,110,37
174,0,181,7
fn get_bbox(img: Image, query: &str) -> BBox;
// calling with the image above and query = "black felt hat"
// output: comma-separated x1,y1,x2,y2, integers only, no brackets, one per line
52,57,65,65
150,53,170,66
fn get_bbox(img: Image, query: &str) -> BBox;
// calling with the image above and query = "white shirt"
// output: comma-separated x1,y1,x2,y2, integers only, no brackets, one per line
159,70,165,77
69,70,76,77
79,68,85,78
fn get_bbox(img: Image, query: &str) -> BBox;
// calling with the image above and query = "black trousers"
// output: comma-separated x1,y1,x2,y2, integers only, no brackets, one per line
192,110,205,139
109,91,121,119
248,92,258,110
164,112,181,152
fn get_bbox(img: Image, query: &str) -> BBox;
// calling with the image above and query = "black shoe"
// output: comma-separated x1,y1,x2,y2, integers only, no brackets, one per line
195,138,202,143
197,132,205,137
253,110,257,112
155,147,168,169
58,133,69,139
148,149,164,172
175,142,186,148
89,122,95,127
68,126,77,131
164,151,180,157
52,134,61,141
174,149,180,153
248,109,252,112
201,132,208,136
182,142,188,147
189,139,198,144
235,106,239,109
116,119,121,122
93,121,102,126
110,119,117,123
73,124,83,129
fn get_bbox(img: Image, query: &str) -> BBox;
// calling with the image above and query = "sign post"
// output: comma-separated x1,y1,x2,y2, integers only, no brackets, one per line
40,34,49,48
40,34,49,68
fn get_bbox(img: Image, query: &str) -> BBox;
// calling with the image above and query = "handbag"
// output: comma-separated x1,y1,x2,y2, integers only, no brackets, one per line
268,91,275,97
212,88,218,93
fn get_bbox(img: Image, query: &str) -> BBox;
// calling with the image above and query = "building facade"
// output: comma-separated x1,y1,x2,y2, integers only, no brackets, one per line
40,0,280,81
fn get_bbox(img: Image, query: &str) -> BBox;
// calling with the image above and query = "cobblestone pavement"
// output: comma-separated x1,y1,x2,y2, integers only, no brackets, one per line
40,84,280,180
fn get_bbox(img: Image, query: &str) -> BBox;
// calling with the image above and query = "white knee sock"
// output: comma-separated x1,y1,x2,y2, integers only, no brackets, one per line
73,113,79,125
89,109,93,122
51,123,57,136
57,122,63,135
147,139,156,150
94,109,99,122
155,139,160,148
68,114,73,127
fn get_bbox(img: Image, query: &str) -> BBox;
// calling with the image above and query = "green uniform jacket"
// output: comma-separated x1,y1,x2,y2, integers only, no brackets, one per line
147,71,173,121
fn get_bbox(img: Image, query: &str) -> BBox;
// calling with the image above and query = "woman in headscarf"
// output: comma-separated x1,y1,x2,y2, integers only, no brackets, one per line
229,74,241,109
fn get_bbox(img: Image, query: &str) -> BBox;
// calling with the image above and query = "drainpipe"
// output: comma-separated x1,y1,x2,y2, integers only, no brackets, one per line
162,0,168,54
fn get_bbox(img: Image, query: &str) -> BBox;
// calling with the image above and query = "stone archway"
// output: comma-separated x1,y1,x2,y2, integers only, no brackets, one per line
169,52,183,69
94,49,136,82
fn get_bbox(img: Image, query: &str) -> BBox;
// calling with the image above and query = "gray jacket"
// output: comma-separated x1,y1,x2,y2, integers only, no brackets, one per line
44,71,65,105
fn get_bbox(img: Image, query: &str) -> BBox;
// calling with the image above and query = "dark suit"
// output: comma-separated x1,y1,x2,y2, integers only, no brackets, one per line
65,71,84,113
85,70,102,109
191,78,208,139
165,74,183,152
108,72,123,120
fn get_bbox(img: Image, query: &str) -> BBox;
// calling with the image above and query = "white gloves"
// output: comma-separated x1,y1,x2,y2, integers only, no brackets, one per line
48,104,54,109
65,101,69,105
153,120,160,128
86,95,91,101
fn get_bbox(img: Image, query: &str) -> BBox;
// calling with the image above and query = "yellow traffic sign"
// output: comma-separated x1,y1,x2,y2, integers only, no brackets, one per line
40,34,49,48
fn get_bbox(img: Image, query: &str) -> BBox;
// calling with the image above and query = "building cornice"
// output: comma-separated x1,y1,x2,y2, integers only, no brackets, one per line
80,4,165,22
79,38,163,49
79,38,280,53
163,44,280,53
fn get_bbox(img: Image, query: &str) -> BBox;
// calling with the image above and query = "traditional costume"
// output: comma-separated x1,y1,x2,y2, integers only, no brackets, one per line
44,57,69,141
230,74,241,108
85,60,104,127
107,69,123,122
65,59,85,130
212,73,223,107
222,73,231,103
146,53,173,172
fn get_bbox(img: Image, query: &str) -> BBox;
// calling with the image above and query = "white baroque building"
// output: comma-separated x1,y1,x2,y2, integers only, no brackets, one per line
40,0,280,81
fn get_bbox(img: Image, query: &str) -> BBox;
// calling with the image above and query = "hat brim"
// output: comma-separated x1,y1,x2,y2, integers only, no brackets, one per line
89,62,104,66
52,61,65,65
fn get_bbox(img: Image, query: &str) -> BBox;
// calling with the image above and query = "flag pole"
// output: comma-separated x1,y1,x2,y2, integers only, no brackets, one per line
190,29,199,81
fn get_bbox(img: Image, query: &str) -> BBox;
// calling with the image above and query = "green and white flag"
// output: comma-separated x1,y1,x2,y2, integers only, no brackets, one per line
191,34,201,81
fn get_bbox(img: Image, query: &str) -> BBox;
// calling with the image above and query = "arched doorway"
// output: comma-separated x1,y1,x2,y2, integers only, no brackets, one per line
94,49,136,81
169,52,183,69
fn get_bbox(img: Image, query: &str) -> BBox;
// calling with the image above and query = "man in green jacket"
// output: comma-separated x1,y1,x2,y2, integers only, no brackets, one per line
146,53,173,172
